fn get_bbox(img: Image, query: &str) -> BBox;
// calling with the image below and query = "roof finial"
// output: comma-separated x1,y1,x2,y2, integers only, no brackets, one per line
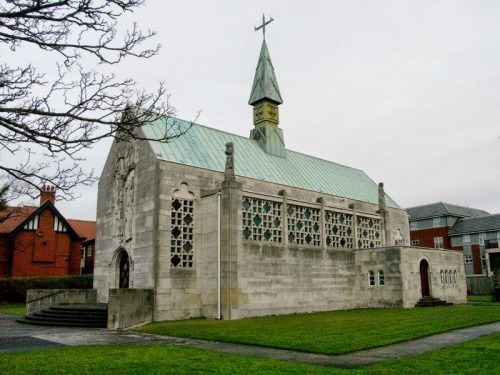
254,13,274,41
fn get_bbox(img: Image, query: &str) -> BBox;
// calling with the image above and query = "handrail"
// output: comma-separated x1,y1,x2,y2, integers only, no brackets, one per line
26,289,66,304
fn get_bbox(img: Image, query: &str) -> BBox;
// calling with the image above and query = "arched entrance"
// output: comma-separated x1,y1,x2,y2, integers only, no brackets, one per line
419,259,430,297
118,250,130,289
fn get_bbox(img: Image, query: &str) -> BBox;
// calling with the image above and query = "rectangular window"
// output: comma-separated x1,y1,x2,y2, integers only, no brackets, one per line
434,237,444,249
87,245,92,257
463,234,470,243
464,255,473,264
432,218,441,227
410,222,418,231
479,233,486,246
411,239,420,246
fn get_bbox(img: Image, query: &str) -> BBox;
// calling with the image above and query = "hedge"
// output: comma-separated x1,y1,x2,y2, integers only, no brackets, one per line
0,275,93,303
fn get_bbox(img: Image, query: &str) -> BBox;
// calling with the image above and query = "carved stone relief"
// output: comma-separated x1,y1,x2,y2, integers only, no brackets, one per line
112,142,136,242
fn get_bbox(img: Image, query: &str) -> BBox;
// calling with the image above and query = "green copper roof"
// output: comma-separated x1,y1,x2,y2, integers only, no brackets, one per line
248,40,283,105
144,118,400,208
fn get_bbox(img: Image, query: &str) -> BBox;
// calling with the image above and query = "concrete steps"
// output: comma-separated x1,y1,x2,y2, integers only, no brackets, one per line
18,304,108,328
415,297,453,307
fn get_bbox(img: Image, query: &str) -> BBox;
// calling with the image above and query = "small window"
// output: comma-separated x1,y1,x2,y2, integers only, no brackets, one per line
411,239,420,246
453,270,457,283
378,270,385,286
463,234,470,243
368,270,375,286
87,245,92,257
479,234,486,246
434,237,444,249
464,255,473,264
81,247,85,259
410,222,418,231
433,218,441,228
440,270,444,284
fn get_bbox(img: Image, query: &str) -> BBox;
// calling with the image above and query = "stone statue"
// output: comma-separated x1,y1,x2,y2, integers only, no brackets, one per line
224,142,235,180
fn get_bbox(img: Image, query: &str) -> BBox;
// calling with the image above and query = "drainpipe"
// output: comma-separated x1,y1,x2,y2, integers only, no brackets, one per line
217,191,221,320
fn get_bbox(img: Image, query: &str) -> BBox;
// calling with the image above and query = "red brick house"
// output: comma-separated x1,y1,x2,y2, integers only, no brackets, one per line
0,186,96,277
406,202,492,276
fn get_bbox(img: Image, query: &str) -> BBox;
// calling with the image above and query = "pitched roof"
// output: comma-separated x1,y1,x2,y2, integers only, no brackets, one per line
0,206,37,233
143,118,400,208
449,214,500,235
406,202,489,220
67,219,96,241
248,40,283,105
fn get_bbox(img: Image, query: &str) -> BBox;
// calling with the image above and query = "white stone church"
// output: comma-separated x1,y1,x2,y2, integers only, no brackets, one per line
94,28,466,324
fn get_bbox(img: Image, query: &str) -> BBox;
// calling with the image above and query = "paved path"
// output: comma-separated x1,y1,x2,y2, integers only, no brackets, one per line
1,314,499,368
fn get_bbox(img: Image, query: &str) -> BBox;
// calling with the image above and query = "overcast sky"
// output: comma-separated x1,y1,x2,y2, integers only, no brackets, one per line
21,1,500,219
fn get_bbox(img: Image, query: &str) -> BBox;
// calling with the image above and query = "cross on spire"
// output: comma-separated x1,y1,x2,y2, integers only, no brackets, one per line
254,14,274,40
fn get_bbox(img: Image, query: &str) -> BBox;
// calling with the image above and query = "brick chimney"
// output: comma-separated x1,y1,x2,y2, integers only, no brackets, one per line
40,185,56,205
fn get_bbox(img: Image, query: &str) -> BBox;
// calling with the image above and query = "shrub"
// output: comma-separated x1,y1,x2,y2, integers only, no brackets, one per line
0,275,93,303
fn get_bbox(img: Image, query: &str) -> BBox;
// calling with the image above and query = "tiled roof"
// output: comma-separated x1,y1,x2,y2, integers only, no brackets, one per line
143,118,400,208
0,206,37,234
406,202,489,220
67,219,96,241
449,214,500,235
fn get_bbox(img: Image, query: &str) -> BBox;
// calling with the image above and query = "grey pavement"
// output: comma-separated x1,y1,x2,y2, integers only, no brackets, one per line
1,313,499,368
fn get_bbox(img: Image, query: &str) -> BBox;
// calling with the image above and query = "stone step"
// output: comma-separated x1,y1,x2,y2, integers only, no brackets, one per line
17,304,108,328
415,297,453,307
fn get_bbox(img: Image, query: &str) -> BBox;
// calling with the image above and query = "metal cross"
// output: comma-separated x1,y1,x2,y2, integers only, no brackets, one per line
254,14,274,40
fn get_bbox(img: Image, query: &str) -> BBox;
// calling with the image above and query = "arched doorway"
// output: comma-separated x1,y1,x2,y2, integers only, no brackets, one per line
118,250,130,289
419,259,430,297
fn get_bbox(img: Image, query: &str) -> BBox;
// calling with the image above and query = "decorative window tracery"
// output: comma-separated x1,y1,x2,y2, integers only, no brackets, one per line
171,196,194,268
356,216,381,249
242,197,282,242
287,204,321,246
325,211,353,248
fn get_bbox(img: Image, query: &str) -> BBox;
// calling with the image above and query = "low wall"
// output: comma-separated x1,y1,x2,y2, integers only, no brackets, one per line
466,276,494,295
108,289,154,329
26,289,97,313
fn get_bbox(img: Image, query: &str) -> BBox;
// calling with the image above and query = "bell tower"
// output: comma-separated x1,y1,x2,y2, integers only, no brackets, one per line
248,14,285,157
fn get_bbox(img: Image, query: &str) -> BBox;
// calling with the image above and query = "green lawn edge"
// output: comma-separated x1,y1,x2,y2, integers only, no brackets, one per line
134,305,500,356
0,333,498,374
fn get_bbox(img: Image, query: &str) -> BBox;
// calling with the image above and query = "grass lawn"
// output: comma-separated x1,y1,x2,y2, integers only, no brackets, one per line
0,333,498,374
135,305,500,355
468,294,498,303
0,303,25,316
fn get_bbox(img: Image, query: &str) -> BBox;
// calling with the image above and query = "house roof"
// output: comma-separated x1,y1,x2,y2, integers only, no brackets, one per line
248,40,283,105
449,214,500,236
67,219,96,241
0,204,95,240
406,202,489,221
0,206,37,233
143,118,400,208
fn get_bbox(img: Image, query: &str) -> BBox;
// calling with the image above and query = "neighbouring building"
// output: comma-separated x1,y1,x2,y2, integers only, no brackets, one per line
0,186,96,277
406,202,489,250
449,214,500,277
406,202,500,277
94,25,467,323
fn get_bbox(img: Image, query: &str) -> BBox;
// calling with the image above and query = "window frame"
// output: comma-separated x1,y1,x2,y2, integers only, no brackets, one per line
368,270,375,286
378,270,385,286
434,237,444,249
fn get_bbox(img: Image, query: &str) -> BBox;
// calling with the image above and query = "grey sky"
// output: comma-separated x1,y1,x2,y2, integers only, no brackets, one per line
17,1,500,219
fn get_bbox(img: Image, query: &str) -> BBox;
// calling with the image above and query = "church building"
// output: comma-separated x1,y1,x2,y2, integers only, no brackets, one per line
94,21,466,323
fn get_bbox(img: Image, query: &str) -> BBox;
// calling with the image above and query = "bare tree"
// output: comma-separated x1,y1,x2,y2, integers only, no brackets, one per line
0,0,190,204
